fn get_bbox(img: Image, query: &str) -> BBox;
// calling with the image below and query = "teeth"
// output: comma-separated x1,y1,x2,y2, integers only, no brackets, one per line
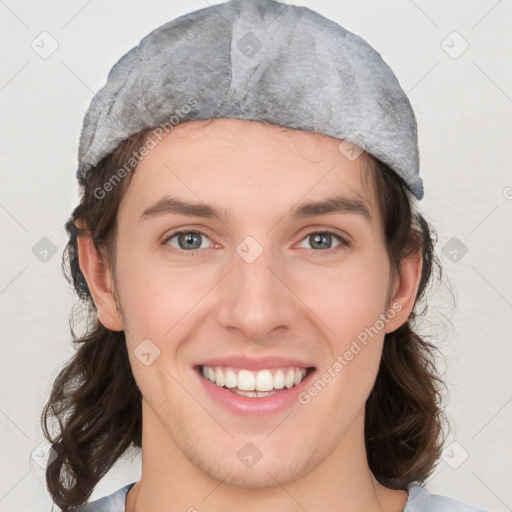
233,389,281,398
274,370,285,389
200,365,308,392
224,369,237,388
285,368,295,389
238,369,255,391
215,367,225,387
255,370,273,391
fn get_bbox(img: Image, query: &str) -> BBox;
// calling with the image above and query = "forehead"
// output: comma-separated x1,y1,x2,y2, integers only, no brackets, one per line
118,119,377,226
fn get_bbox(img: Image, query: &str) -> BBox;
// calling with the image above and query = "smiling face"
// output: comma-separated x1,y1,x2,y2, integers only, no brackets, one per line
79,118,418,493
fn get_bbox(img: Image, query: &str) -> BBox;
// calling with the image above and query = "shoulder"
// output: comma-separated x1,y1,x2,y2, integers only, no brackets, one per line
55,482,489,512
405,484,489,512
52,482,136,512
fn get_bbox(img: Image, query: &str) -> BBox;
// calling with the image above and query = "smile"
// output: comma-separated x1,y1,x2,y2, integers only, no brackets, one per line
199,365,310,397
193,362,316,415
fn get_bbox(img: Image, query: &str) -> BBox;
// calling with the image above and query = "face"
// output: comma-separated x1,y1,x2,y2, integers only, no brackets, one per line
92,119,408,488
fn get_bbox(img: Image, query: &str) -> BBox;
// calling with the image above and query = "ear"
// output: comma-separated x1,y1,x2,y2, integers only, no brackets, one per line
385,248,423,333
76,226,124,332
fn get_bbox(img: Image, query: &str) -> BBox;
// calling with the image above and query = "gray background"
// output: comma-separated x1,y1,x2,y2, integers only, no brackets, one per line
0,0,511,511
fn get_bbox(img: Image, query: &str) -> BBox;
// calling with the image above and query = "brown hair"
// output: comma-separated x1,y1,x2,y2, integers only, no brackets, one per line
41,125,447,510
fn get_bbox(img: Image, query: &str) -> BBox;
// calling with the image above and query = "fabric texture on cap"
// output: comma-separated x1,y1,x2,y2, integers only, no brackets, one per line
76,0,423,199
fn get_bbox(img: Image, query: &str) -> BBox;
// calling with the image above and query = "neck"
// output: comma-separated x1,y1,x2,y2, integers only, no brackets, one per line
126,401,408,512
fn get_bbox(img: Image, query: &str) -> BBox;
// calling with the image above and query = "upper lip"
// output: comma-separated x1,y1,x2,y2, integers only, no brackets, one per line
194,355,315,371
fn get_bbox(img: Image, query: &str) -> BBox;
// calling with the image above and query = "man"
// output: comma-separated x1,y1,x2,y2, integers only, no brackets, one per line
42,2,486,511
78,118,420,511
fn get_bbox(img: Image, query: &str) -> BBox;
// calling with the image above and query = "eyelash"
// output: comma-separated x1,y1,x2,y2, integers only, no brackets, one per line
162,228,350,257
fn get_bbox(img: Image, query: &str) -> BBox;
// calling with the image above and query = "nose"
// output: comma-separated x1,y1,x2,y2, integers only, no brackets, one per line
216,239,299,342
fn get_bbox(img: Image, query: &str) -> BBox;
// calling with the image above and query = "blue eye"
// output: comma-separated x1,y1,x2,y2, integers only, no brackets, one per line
162,228,349,257
164,230,211,255
298,229,345,252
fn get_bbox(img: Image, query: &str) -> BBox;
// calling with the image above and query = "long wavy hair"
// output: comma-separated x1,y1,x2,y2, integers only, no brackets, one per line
41,125,448,510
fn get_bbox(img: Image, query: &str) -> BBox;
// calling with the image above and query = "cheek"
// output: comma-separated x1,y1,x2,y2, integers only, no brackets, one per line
295,249,390,397
114,246,210,336
116,233,391,347
294,249,391,340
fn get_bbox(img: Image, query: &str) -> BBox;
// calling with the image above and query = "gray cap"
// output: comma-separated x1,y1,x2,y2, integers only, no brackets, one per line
77,0,423,199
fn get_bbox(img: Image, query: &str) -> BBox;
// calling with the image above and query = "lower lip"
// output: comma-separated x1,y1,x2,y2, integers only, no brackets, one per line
195,367,316,416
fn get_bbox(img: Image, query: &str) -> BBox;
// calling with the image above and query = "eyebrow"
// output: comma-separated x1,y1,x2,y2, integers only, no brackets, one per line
139,195,372,224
